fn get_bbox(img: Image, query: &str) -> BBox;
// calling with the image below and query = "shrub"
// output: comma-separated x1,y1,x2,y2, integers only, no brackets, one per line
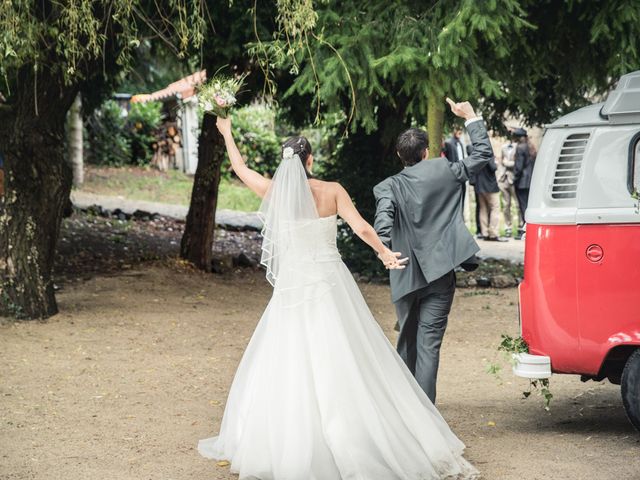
230,105,282,177
85,100,132,166
86,99,162,166
126,101,163,165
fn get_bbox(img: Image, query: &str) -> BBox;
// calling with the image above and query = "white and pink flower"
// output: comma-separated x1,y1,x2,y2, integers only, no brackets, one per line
197,72,246,118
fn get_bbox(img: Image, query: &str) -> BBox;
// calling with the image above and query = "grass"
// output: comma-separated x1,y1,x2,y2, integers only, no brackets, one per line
80,166,261,212
80,167,522,227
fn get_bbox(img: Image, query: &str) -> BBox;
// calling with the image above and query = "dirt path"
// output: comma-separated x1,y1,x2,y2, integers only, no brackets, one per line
1,266,638,480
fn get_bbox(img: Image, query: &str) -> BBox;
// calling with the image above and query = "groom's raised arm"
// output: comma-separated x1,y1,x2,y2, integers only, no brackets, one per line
373,179,396,249
448,118,493,183
443,99,493,183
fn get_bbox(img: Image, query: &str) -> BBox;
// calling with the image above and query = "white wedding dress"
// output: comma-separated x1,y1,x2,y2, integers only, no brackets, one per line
198,149,478,480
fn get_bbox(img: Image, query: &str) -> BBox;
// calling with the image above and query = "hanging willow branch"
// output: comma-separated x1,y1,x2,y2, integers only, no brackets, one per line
250,0,356,134
0,0,206,106
310,31,356,134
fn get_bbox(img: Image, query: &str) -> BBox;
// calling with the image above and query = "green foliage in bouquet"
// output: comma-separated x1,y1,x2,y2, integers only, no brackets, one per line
198,73,247,118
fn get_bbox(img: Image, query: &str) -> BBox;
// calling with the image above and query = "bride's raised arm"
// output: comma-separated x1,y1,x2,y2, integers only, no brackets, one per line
216,116,271,198
334,183,407,270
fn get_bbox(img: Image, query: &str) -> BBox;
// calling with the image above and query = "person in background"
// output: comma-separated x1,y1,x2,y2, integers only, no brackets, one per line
513,128,537,239
474,151,506,242
497,130,520,237
443,127,466,163
444,127,481,237
466,144,482,238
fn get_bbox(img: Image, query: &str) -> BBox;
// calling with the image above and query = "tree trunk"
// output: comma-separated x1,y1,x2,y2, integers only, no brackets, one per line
180,114,225,271
67,93,84,187
427,93,445,157
0,67,77,319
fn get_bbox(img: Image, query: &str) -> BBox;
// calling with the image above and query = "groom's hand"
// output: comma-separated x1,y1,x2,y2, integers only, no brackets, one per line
446,98,476,120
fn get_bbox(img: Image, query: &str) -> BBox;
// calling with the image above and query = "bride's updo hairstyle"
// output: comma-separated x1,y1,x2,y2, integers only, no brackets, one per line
282,136,313,177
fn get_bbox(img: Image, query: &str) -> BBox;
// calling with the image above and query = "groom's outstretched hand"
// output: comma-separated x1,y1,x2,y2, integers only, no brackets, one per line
446,98,477,120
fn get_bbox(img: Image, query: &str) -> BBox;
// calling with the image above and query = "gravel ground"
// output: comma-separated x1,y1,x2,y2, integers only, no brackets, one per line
54,211,262,284
1,265,638,480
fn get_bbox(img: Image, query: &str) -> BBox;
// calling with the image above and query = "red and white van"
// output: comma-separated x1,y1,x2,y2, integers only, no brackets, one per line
513,71,640,431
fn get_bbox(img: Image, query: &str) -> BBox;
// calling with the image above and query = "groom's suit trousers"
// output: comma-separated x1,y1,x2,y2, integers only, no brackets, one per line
394,271,456,404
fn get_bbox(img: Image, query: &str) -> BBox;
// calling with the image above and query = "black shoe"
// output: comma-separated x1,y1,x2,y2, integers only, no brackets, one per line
504,228,512,237
476,233,484,239
486,236,508,242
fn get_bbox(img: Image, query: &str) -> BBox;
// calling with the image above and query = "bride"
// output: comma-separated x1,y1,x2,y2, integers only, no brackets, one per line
198,111,479,479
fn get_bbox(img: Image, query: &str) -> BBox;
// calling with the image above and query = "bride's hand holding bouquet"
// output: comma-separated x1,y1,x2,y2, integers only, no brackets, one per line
216,116,232,138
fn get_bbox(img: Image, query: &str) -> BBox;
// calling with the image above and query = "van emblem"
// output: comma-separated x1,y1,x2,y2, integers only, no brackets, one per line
586,244,604,262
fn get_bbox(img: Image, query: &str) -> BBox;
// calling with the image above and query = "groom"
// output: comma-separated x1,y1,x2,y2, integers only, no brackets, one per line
374,99,493,403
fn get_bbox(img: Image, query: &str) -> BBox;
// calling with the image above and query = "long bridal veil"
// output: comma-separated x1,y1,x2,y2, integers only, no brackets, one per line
257,146,319,286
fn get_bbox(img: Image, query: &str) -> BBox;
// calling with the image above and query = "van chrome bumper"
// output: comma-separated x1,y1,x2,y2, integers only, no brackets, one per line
512,353,552,379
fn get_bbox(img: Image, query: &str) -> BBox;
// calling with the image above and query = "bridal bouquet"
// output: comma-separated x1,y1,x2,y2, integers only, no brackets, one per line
197,72,247,118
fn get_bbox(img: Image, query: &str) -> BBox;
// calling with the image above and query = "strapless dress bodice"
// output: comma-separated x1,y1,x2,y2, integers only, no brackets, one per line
285,214,341,262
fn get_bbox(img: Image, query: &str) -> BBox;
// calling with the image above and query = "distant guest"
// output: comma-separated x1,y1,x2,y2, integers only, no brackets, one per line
513,128,536,239
467,144,482,238
443,127,466,163
444,128,473,231
498,132,521,237
474,153,505,241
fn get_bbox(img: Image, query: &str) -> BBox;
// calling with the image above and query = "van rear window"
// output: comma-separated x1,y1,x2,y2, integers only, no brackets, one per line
629,133,640,196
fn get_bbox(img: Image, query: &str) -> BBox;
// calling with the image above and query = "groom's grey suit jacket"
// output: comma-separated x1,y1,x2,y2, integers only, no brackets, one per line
374,119,493,303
